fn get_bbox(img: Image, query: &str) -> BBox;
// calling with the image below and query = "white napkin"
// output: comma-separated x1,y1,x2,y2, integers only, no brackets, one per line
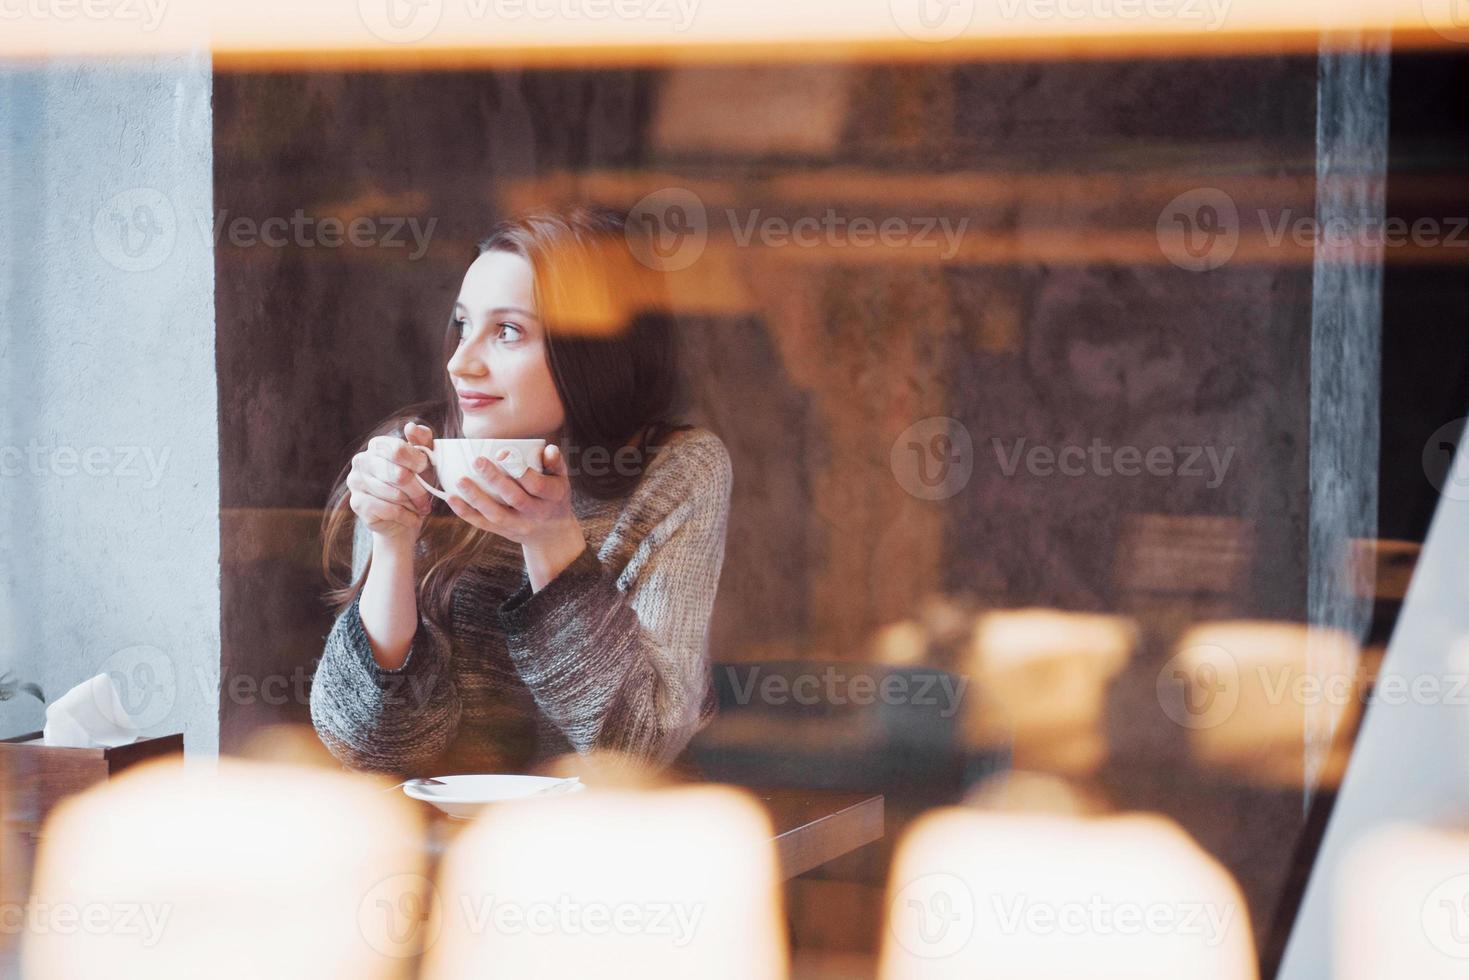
42,673,141,748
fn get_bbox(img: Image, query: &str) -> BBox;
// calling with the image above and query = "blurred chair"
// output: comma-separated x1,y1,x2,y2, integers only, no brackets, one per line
1338,823,1469,979
1162,621,1362,789
964,609,1137,778
878,807,1258,979
23,756,429,979
421,785,787,979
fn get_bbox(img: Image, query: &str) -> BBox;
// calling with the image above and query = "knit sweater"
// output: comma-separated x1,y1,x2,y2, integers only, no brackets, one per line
308,426,731,778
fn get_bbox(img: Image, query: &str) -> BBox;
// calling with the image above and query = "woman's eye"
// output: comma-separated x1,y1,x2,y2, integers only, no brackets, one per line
454,318,523,343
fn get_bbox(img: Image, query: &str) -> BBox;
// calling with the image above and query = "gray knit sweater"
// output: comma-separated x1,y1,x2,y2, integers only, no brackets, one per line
308,426,731,778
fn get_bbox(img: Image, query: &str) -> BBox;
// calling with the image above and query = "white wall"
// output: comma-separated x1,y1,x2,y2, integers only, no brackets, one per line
0,53,219,763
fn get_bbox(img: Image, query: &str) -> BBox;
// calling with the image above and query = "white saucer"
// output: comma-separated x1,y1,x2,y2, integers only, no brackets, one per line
401,774,585,819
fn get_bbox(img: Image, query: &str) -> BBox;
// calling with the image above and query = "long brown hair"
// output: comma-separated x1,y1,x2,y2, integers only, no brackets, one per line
320,204,690,630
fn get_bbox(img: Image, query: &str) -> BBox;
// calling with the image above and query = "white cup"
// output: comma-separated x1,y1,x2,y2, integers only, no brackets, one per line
409,438,546,507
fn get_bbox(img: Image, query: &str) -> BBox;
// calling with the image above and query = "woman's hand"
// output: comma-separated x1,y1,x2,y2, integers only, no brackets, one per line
347,422,435,544
446,444,588,591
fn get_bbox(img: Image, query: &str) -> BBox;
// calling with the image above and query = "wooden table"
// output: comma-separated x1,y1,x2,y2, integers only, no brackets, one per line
422,788,884,881
757,788,885,879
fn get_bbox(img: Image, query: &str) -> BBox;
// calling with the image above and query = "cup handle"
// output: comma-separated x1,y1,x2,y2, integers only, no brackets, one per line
407,444,450,502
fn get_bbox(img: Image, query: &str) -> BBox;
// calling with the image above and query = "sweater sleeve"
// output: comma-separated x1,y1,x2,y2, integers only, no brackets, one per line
496,433,732,769
308,520,462,777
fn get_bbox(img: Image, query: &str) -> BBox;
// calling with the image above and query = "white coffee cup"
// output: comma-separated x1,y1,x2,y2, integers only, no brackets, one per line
409,438,547,507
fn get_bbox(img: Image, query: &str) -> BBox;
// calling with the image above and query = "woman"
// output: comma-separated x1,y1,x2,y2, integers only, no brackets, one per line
309,204,732,779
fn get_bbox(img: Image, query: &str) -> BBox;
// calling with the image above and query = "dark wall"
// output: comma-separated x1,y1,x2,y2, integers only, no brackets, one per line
1380,51,1469,544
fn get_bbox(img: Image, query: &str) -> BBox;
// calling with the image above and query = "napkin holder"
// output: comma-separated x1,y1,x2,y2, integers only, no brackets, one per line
0,730,184,832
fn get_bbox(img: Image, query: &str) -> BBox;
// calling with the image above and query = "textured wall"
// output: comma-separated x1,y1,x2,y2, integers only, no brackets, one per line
0,55,219,763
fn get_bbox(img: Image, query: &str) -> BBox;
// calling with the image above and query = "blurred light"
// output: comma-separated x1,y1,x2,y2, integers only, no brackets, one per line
873,619,933,667
0,752,25,964
232,722,344,770
529,229,669,337
964,770,1111,816
966,608,1136,776
0,0,1458,68
1337,823,1469,978
421,784,788,979
871,594,977,667
879,807,1258,978
23,756,429,978
1348,537,1419,603
1164,620,1361,788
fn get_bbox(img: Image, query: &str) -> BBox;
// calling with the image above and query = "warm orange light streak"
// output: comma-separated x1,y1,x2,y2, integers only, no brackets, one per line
0,0,1460,69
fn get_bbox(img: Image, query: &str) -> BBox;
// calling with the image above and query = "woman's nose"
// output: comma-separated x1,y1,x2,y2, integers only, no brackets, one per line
448,343,484,377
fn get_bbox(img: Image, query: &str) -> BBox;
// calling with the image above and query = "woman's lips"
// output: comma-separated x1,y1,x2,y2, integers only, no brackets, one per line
458,394,502,410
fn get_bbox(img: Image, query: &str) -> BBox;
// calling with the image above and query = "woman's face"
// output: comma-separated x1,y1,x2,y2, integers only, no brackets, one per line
447,250,566,440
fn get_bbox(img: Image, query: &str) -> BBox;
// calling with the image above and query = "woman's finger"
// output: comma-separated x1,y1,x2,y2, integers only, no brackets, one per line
471,457,534,510
369,434,430,474
493,444,564,501
349,471,429,513
348,468,398,503
512,447,566,500
363,453,420,489
351,491,421,530
542,443,569,477
445,492,508,534
404,422,435,449
453,475,519,525
444,493,486,530
511,464,557,500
